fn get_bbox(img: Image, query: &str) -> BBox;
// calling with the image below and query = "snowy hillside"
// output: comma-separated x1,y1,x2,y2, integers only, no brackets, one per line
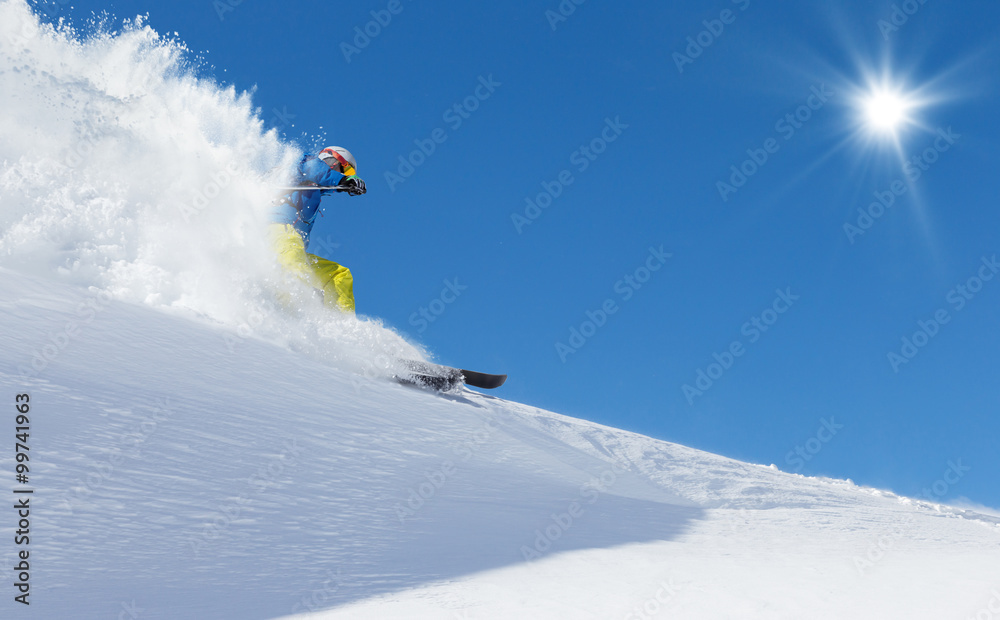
2,1,1000,617
2,268,1000,620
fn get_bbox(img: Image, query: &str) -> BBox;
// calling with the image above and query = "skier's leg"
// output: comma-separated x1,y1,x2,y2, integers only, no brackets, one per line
269,224,328,312
270,224,316,281
307,254,355,314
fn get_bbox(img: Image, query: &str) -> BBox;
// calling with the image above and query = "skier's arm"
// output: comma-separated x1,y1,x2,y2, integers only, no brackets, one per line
301,157,346,188
302,154,366,196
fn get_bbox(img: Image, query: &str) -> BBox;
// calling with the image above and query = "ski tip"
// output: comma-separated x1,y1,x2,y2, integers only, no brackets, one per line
460,370,507,390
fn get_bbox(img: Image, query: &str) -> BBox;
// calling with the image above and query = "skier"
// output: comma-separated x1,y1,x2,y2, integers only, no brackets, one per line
267,147,506,392
270,146,367,313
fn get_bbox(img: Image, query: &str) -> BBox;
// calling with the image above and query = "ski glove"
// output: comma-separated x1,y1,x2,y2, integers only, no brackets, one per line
340,175,367,196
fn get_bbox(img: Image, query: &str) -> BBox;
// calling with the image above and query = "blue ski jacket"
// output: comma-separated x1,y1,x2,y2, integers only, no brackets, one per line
271,155,346,244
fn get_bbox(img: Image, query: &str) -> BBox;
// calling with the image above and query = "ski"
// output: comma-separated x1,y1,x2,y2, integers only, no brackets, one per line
456,368,507,389
397,360,507,392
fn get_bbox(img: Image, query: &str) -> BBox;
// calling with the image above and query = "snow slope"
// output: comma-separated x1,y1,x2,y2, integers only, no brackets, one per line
2,2,1000,617
2,268,1000,619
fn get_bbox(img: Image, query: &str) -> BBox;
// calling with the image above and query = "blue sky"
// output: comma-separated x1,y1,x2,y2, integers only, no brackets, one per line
38,0,1000,507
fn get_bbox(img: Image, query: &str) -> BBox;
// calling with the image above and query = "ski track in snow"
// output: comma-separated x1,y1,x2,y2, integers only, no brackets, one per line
0,269,999,619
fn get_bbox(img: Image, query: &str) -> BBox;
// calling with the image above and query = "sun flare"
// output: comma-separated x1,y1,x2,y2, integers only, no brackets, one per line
855,81,922,143
864,91,909,133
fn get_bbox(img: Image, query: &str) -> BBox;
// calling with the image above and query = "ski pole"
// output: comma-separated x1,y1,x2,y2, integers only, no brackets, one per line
275,186,353,192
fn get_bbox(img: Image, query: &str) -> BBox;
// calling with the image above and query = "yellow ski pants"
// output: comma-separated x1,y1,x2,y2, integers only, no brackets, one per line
269,224,355,313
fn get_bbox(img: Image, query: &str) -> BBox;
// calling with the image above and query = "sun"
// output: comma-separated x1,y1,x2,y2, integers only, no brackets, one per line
863,90,910,134
851,75,925,144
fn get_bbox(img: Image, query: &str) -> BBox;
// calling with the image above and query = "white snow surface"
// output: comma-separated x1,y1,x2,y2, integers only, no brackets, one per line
2,269,1000,620
1,2,1000,617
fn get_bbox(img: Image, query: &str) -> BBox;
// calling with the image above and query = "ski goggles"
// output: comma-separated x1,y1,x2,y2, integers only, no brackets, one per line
323,151,356,176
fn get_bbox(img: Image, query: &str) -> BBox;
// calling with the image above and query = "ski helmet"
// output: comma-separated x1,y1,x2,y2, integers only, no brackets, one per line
319,146,357,175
